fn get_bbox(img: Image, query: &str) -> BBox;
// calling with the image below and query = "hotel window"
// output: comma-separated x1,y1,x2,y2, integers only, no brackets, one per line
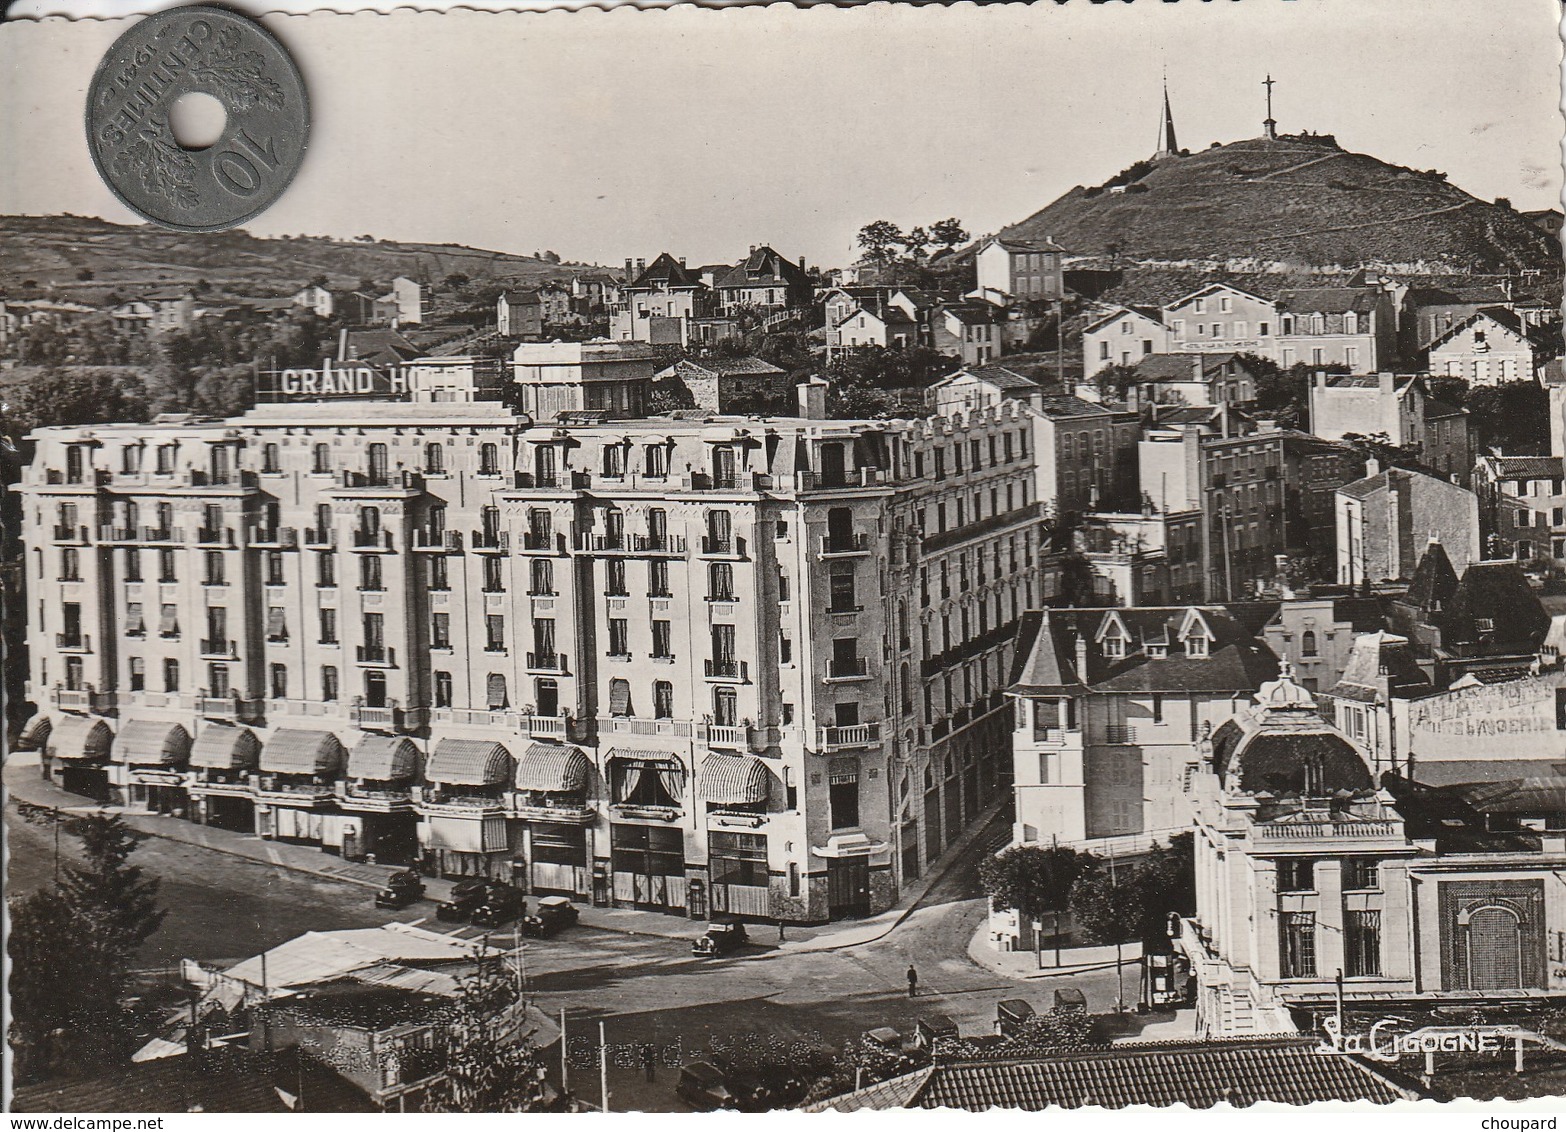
159,603,179,638
608,618,630,657
122,445,142,474
485,614,506,652
316,552,336,588
204,550,225,586
652,620,672,659
129,657,145,692
829,766,860,830
713,685,738,726
1344,910,1382,977
266,551,285,586
478,443,500,476
431,612,451,649
1343,858,1380,890
126,602,145,637
319,607,338,644
1194,298,1206,314
262,443,281,473
481,555,505,593
1101,632,1124,660
425,442,444,474
1219,296,1231,313
1259,321,1270,336
163,658,180,693
124,548,142,582
59,547,80,582
486,673,508,710
1280,912,1317,979
653,680,674,719
158,548,176,583
428,554,448,591
321,665,339,702
270,663,288,700
603,444,626,478
708,562,735,601
829,563,857,612
1301,629,1318,657
644,444,668,478
434,670,453,708
531,557,554,596
646,508,668,549
266,606,287,642
312,443,330,474
608,677,633,717
361,554,384,592
606,559,628,596
645,559,669,598
1277,857,1315,892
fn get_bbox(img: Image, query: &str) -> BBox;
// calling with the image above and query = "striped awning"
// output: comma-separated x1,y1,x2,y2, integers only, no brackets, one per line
606,748,679,768
698,753,775,805
427,739,513,787
16,714,51,751
347,736,419,782
260,729,345,776
112,720,192,767
515,743,591,793
48,715,112,763
189,725,261,770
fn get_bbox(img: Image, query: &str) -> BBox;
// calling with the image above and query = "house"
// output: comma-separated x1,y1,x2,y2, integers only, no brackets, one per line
569,271,621,312
1319,629,1433,776
1032,395,1141,514
1275,286,1397,372
609,253,714,345
1126,352,1259,408
495,290,542,338
110,292,197,335
930,300,1005,366
1399,283,1514,357
821,287,890,354
1260,595,1388,694
830,305,918,355
291,284,334,319
973,235,1067,302
1428,307,1552,385
1082,305,1169,377
653,356,790,415
1473,454,1566,564
537,281,573,324
383,276,423,326
1336,466,1481,585
1388,549,1551,686
1162,282,1279,358
713,245,811,313
925,365,1043,415
1304,371,1471,485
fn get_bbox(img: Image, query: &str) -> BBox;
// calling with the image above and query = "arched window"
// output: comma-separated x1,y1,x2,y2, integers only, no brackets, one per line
486,673,509,710
713,686,738,726
425,442,444,474
1301,630,1318,657
312,442,331,474
479,443,500,476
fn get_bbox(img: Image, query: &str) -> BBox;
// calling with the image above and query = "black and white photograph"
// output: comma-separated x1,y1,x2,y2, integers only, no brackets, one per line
1,0,1564,1116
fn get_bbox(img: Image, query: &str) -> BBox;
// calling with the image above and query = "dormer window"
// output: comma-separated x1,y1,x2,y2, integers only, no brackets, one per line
1103,636,1125,660
1185,636,1209,658
1147,642,1167,658
1476,617,1495,633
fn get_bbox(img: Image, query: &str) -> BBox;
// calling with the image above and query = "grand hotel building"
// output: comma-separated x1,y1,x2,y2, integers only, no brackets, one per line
17,342,1052,922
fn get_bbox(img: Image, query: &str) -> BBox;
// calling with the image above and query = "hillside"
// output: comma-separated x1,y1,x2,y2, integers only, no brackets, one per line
1001,135,1560,273
0,214,592,297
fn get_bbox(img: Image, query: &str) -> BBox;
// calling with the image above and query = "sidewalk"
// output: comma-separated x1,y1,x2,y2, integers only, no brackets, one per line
965,922,1144,980
3,753,1002,950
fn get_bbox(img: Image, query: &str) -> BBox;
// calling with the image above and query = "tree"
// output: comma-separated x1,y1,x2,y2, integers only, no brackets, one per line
1340,431,1421,472
443,272,472,293
979,845,1090,966
856,220,903,265
60,815,166,983
421,949,547,1112
1070,859,1148,1010
899,226,931,263
930,218,969,251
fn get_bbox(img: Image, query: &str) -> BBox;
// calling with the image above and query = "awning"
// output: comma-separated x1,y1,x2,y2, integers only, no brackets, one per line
427,739,512,787
16,714,51,751
606,748,680,768
698,753,775,805
347,736,419,782
189,725,261,770
112,720,192,767
260,729,345,776
515,743,591,793
48,715,112,763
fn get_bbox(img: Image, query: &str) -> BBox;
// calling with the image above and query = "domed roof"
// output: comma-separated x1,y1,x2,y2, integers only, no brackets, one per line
1212,664,1372,797
1253,660,1316,710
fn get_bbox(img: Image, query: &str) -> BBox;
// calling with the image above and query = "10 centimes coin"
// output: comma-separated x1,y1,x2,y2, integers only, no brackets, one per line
86,5,308,233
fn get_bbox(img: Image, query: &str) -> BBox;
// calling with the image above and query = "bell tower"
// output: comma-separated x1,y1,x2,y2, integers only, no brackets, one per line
1154,76,1179,159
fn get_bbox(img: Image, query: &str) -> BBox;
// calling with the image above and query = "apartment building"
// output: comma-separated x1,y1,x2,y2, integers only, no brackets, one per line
17,350,1048,924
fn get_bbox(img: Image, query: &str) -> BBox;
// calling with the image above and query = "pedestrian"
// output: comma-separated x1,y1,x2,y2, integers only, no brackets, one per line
642,1043,657,1083
778,922,786,944
907,965,919,998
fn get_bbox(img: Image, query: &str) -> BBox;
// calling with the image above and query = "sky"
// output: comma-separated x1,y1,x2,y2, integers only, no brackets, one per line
1,0,1561,270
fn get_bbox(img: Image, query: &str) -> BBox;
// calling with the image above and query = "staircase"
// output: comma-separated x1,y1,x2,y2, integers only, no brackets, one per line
1219,986,1262,1036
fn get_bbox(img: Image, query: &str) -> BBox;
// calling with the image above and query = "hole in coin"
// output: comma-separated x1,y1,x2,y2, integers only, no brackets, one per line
168,91,228,150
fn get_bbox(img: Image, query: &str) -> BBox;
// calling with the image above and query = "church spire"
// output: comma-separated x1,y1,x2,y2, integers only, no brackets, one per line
1154,74,1179,159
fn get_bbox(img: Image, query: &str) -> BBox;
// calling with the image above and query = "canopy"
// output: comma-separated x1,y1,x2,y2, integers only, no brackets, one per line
189,725,261,770
48,715,112,763
346,736,420,782
260,729,345,776
698,753,775,805
16,714,51,751
427,739,512,787
515,743,591,793
112,720,192,767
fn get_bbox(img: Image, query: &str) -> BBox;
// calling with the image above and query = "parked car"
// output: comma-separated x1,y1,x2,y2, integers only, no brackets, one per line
469,883,528,928
676,1061,743,1110
435,879,492,922
520,895,580,937
916,1014,959,1049
692,917,748,957
996,999,1035,1038
1054,987,1088,1013
374,869,426,909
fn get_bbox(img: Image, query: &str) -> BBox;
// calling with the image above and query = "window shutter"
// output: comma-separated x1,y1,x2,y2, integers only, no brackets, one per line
267,607,286,638
609,678,632,717
159,604,178,635
486,673,508,710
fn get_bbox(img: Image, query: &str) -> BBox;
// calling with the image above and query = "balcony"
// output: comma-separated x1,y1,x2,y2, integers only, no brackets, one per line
472,530,510,553
254,776,334,803
185,469,258,491
1103,725,1139,745
417,791,507,817
352,529,395,552
797,467,885,492
333,469,424,493
512,798,596,824
303,526,334,547
249,526,298,549
52,523,90,543
199,693,263,723
526,651,569,673
520,531,564,553
196,526,236,546
826,657,870,681
819,532,870,557
355,644,397,667
1031,727,1081,745
187,772,253,797
55,632,91,652
632,534,687,554
704,658,749,682
51,684,116,715
199,638,238,659
817,722,882,751
600,716,693,738
701,723,762,750
522,714,567,740
590,534,628,553
687,471,773,493
1254,816,1401,841
338,783,415,812
349,702,424,732
413,529,463,553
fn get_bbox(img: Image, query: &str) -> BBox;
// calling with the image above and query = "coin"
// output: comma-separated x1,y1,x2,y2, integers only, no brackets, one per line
86,5,308,232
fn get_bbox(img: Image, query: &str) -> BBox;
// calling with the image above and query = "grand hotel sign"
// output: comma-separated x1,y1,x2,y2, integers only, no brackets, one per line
260,358,410,401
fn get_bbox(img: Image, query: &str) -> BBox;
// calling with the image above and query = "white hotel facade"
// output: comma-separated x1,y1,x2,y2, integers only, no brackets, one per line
17,342,1049,923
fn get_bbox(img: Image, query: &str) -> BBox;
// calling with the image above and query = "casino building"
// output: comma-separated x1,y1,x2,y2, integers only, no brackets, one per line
15,341,1048,922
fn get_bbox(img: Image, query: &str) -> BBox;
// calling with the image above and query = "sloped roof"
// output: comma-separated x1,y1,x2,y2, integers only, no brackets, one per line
1428,306,1557,354
1327,631,1432,704
1034,394,1114,420
1321,373,1416,390
1456,777,1566,816
1082,304,1163,334
1008,611,1087,694
222,924,482,991
663,356,787,380
714,246,809,291
1403,540,1459,613
1336,465,1449,502
1444,560,1550,648
958,365,1041,391
1276,287,1381,315
941,300,1005,326
631,252,699,289
982,235,1072,255
1479,454,1562,480
1131,354,1204,381
1423,398,1467,420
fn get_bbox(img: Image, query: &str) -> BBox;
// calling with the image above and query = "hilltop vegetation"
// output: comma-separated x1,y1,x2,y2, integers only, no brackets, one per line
1002,136,1559,272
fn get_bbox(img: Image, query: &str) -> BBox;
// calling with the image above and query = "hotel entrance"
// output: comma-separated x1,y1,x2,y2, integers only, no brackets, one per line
610,824,686,912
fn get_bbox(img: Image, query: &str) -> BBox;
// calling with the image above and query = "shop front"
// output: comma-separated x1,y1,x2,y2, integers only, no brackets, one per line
419,738,515,878
47,714,113,801
512,741,595,896
338,734,421,864
606,750,689,913
110,718,192,813
254,729,345,845
699,752,777,918
187,724,261,831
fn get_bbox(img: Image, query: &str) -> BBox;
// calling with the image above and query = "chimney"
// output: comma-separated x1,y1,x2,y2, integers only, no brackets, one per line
678,256,686,269
1074,632,1088,681
750,245,757,255
1314,371,1329,390
1378,371,1395,394
797,376,828,420
636,259,646,275
1364,456,1381,477
625,258,633,279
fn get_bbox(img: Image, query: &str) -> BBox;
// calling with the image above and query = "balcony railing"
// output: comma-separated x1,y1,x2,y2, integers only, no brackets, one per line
1103,725,1138,745
632,534,687,554
473,529,510,553
1031,727,1080,744
303,526,334,547
196,526,236,546
526,651,568,672
704,658,748,681
349,703,424,732
521,531,563,552
55,633,90,651
199,693,263,723
797,468,885,492
819,532,870,556
53,523,90,542
818,722,882,750
701,723,749,747
827,657,869,680
413,529,464,552
1255,817,1400,840
356,645,396,667
51,684,116,715
699,535,747,557
601,716,693,738
249,526,298,549
523,714,567,739
352,529,394,551
335,469,424,492
199,638,238,659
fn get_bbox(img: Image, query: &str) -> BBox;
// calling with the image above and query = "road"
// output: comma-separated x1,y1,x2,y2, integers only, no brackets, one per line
5,797,1154,1111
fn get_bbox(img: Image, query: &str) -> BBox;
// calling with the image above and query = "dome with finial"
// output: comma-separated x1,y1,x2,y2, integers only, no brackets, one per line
1252,658,1316,710
1210,659,1372,798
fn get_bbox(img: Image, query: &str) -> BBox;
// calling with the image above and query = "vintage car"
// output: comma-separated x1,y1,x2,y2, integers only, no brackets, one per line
675,1061,744,1110
373,869,426,909
520,895,580,937
469,883,528,928
692,917,748,957
435,878,492,922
